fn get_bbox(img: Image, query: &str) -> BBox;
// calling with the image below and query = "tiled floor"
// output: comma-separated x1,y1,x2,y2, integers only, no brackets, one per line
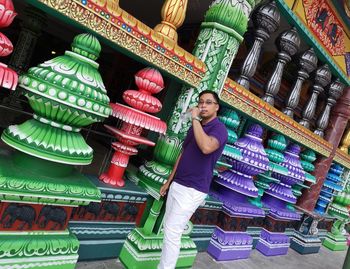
76,246,347,269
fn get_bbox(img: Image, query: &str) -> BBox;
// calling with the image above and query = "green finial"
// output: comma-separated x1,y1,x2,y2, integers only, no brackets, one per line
205,0,248,35
300,149,317,163
2,33,111,165
71,33,101,61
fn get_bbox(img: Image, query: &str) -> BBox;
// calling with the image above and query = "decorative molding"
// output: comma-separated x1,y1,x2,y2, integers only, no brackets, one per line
0,152,101,206
28,0,205,88
334,149,350,170
220,79,333,157
0,232,79,260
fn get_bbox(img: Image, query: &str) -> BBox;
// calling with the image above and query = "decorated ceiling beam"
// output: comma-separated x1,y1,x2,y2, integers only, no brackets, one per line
25,0,206,88
275,0,350,86
334,149,350,170
220,78,333,157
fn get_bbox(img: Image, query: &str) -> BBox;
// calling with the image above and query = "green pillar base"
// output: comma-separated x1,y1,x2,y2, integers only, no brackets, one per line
322,232,347,251
0,230,79,269
0,150,100,205
119,228,197,269
127,169,163,200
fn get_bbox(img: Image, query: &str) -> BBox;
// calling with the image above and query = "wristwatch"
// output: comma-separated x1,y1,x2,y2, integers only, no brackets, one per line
192,116,202,122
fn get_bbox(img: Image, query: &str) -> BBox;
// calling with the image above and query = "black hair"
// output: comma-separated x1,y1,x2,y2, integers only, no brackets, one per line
198,90,220,104
198,90,221,114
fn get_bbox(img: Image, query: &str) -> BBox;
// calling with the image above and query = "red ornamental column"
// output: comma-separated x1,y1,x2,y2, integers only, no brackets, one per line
99,67,167,187
297,87,350,212
0,0,18,91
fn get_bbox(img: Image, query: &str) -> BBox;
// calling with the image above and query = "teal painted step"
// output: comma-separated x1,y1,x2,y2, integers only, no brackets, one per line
191,225,216,238
70,221,136,261
70,176,149,261
193,237,211,252
191,225,216,252
247,227,262,248
290,231,321,254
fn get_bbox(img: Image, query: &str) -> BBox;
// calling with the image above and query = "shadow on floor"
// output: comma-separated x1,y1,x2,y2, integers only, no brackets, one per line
76,246,347,269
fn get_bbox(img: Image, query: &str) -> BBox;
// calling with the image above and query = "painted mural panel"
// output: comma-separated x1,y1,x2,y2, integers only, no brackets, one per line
303,0,345,56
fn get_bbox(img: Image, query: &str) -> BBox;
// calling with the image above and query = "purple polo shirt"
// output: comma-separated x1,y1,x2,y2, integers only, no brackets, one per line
173,117,228,194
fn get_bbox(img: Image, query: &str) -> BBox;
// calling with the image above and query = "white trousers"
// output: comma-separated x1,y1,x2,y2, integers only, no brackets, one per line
158,182,207,269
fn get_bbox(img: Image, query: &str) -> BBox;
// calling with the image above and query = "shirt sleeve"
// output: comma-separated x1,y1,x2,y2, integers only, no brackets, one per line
207,123,228,147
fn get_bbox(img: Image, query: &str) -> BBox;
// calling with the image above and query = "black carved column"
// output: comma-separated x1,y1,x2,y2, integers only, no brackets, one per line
9,7,46,74
236,1,280,90
262,27,300,105
299,64,332,129
0,6,46,125
282,48,317,118
314,79,345,137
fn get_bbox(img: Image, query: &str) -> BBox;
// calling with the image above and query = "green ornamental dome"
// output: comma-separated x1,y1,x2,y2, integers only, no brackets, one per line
2,33,111,165
204,0,249,35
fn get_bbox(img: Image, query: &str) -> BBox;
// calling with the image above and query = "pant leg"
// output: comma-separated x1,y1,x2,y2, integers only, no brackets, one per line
158,182,206,269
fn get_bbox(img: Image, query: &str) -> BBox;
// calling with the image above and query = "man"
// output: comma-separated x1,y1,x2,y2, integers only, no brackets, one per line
158,90,228,269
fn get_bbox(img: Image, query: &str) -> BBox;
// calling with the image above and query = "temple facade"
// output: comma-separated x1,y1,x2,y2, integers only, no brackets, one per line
0,0,350,269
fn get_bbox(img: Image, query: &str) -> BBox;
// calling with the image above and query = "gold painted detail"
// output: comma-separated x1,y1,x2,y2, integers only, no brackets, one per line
221,79,333,157
36,0,205,87
340,128,350,153
334,149,350,170
154,0,188,43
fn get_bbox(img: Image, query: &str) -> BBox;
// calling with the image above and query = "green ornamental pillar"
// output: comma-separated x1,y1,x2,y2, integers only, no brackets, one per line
0,34,111,269
323,168,350,251
121,1,261,268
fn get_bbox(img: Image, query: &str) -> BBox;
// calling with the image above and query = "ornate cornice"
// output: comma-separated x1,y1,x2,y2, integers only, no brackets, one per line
220,79,333,157
27,0,206,88
333,149,350,170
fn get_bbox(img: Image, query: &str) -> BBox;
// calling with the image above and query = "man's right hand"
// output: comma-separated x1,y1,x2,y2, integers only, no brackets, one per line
160,182,170,197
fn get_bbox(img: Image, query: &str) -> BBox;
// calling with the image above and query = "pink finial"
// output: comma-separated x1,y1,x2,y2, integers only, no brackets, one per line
0,0,17,28
135,67,164,94
123,67,164,114
0,32,13,56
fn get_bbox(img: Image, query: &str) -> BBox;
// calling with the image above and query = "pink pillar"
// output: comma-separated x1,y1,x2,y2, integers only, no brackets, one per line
297,88,350,212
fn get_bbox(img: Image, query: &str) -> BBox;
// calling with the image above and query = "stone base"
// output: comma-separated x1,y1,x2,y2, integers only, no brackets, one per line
0,231,79,269
256,229,290,256
323,232,347,251
207,227,253,261
290,231,321,254
119,228,197,269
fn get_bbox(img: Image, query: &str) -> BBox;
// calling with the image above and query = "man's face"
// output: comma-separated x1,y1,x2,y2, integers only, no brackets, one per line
198,93,219,119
